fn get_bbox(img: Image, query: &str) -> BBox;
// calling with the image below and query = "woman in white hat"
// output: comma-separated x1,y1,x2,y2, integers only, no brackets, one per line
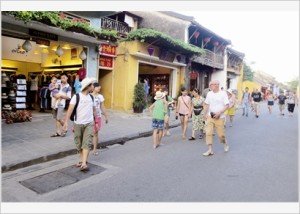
149,90,168,149
225,89,237,127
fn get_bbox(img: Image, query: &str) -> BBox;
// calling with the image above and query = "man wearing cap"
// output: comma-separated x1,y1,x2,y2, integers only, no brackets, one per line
64,77,96,171
202,80,230,156
149,91,168,149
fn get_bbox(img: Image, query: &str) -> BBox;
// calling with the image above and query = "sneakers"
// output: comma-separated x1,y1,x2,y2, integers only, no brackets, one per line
224,144,229,152
203,151,214,156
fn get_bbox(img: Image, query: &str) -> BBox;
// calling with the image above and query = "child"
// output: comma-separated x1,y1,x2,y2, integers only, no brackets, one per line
49,76,61,109
74,74,82,94
149,91,168,149
92,82,108,155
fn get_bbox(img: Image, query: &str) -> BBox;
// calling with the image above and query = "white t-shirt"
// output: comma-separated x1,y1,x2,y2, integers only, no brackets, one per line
57,83,72,108
70,93,95,125
205,90,229,118
94,94,105,117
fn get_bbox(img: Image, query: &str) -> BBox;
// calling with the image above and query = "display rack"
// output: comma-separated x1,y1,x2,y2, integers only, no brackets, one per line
16,78,27,110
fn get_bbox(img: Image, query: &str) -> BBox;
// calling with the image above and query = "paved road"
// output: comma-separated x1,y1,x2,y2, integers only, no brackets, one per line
2,103,298,202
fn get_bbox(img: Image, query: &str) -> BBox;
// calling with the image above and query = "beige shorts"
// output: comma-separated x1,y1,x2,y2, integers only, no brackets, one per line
74,122,94,151
279,104,285,111
52,107,65,121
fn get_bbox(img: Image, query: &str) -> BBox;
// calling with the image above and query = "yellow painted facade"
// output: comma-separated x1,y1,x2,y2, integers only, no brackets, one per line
242,80,262,94
1,59,42,78
103,41,186,112
236,64,244,101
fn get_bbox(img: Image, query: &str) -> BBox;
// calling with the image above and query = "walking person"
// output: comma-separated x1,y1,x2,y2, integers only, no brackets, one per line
149,91,168,149
63,77,96,171
251,88,262,118
202,80,229,156
144,78,150,105
242,87,251,117
266,90,275,114
162,88,175,137
91,82,108,155
176,87,192,140
189,88,205,141
225,89,236,127
74,74,82,94
287,91,297,116
277,91,287,116
51,73,72,137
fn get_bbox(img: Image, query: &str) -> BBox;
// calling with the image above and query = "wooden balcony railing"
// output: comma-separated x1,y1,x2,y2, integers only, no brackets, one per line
100,17,130,35
59,12,90,24
227,61,242,75
193,49,224,69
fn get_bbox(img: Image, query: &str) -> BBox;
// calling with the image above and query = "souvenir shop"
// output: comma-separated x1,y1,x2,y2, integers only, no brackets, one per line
1,33,87,123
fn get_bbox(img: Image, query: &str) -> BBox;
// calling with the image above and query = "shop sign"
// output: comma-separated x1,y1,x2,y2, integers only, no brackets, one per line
99,44,117,57
29,29,58,41
190,71,198,80
35,38,50,47
99,56,114,69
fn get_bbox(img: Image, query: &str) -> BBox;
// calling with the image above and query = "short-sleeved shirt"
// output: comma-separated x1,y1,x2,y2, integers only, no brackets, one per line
70,93,95,125
242,92,251,103
277,95,287,105
205,91,229,119
251,92,262,102
178,95,191,115
57,83,72,108
152,99,166,120
93,94,105,117
287,95,295,104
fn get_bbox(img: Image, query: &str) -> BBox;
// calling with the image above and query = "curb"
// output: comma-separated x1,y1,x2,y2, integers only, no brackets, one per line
1,122,181,173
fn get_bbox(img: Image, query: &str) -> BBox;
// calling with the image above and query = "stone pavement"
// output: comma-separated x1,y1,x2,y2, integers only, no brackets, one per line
1,109,181,172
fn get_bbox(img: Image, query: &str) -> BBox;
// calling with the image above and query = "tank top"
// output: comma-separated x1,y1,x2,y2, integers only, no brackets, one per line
152,99,165,120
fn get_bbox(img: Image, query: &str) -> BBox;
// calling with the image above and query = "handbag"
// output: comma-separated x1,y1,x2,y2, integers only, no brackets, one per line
193,105,203,116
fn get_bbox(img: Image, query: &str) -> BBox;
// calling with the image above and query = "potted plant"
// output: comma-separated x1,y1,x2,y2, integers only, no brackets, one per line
133,82,146,113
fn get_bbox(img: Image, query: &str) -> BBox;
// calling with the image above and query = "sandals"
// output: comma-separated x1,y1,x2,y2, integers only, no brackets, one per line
60,131,67,137
51,133,61,137
202,151,214,156
75,162,82,167
80,164,89,171
93,151,99,156
188,137,196,141
199,135,203,139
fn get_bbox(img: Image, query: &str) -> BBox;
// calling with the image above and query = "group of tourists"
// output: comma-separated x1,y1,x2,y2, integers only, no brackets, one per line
149,80,230,156
241,87,298,117
49,74,108,171
48,73,297,171
149,80,298,157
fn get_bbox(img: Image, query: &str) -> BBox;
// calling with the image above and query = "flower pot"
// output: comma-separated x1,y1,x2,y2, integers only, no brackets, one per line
133,106,144,113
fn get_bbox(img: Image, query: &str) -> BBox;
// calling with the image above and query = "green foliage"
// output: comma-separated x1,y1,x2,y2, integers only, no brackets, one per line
243,63,254,81
133,82,147,109
123,28,205,56
286,77,299,91
3,11,118,41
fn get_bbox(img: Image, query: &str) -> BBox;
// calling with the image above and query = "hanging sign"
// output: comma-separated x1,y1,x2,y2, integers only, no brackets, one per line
29,29,58,41
99,56,114,69
99,44,117,57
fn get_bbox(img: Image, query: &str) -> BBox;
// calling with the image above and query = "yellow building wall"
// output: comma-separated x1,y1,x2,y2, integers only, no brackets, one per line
41,48,83,67
1,59,42,78
242,80,262,94
112,41,184,111
99,70,113,109
237,65,244,101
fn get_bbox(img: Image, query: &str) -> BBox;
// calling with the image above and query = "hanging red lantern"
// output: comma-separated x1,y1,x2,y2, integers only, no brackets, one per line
213,41,219,46
204,37,210,43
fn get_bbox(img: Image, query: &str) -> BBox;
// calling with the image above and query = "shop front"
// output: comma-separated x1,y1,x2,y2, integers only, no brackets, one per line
112,41,186,111
1,24,101,123
189,61,212,93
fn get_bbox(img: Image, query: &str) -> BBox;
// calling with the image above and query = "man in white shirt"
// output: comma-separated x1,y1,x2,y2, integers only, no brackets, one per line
51,73,72,137
202,80,230,156
64,77,97,171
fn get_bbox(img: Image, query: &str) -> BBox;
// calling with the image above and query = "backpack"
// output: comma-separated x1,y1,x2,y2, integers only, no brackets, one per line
70,94,94,121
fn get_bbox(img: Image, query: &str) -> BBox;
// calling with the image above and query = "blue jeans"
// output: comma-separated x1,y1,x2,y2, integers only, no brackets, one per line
243,102,250,116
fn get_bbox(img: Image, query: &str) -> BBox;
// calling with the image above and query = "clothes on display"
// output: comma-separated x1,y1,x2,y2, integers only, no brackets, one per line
39,86,51,110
